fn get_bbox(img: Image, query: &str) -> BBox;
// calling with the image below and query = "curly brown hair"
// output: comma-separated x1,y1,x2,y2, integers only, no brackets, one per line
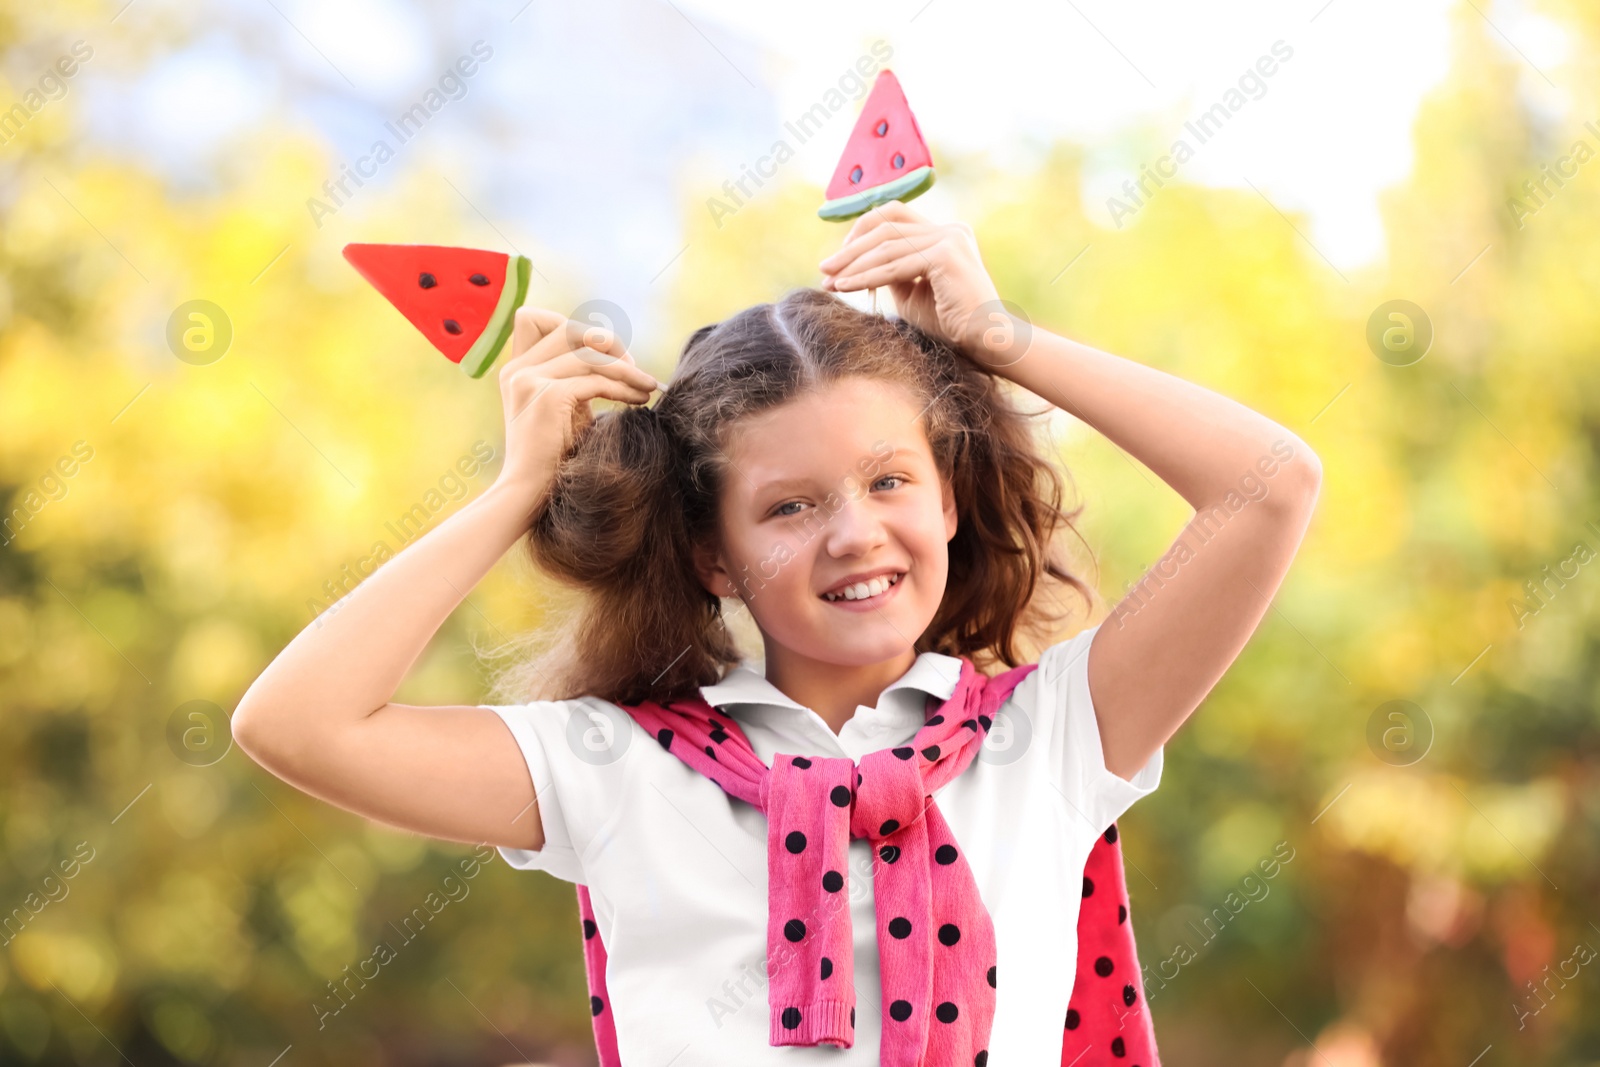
481,286,1100,707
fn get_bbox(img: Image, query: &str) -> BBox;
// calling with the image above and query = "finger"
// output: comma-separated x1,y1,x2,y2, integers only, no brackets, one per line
562,374,655,407
558,318,636,367
823,219,936,275
500,321,637,383
843,199,928,242
505,371,649,428
828,233,939,282
831,252,935,293
869,199,928,224
512,306,566,360
515,349,660,390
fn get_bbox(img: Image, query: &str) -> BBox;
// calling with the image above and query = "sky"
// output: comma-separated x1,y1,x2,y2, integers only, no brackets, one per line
43,0,1582,334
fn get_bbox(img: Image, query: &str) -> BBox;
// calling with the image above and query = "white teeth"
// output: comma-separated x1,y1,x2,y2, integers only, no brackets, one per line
823,573,900,602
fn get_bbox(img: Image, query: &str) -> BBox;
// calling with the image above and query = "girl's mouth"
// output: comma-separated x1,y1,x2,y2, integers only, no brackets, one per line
820,571,904,610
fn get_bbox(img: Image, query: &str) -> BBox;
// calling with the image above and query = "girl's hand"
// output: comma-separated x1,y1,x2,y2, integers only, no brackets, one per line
492,306,662,512
818,200,1009,366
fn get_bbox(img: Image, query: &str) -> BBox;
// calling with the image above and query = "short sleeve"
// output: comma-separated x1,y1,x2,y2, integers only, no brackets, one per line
1036,622,1163,834
480,698,620,885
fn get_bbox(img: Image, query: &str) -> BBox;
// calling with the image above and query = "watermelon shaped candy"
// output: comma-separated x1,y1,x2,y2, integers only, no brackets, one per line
342,243,531,378
818,69,935,221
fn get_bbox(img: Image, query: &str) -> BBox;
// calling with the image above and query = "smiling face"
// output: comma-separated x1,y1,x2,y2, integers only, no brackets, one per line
693,376,958,673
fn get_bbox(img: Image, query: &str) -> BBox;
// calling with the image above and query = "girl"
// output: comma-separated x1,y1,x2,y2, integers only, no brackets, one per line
235,200,1321,1065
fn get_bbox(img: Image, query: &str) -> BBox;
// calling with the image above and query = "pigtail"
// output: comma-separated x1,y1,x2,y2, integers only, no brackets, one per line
494,399,740,707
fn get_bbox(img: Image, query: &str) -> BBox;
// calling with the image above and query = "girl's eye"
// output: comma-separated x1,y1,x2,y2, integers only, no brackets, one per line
771,476,905,518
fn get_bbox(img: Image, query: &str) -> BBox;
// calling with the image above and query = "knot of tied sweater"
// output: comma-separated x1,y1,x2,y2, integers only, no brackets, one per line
599,657,1037,1066
740,662,1036,1066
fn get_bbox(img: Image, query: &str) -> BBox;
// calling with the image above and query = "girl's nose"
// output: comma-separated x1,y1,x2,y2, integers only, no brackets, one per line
823,496,887,555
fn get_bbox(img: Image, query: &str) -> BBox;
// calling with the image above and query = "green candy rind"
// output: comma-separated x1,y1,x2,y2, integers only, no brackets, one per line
462,253,531,379
817,166,936,221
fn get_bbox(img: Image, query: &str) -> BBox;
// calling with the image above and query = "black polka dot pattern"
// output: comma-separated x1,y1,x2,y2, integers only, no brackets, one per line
1063,821,1160,1065
565,657,1053,1064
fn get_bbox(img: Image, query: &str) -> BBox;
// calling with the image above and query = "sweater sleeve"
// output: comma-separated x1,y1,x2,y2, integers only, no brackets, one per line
1036,622,1164,835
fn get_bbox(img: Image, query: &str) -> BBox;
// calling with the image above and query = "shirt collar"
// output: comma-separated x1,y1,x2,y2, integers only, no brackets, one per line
700,652,965,716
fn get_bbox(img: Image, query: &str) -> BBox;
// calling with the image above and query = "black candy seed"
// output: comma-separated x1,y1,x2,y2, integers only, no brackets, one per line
830,786,851,807
880,819,899,835
888,917,912,939
1094,955,1114,977
792,756,812,769
850,165,864,184
1065,1008,1079,1029
1083,876,1095,898
468,272,490,285
938,923,960,946
583,919,597,939
935,844,959,865
892,746,915,760
784,919,806,942
893,152,905,169
879,845,900,864
785,831,807,854
782,1006,802,1029
935,1002,958,1023
820,957,833,979
889,999,912,1021
987,964,996,988
1123,983,1137,1006
1111,1036,1126,1057
656,728,673,750
590,995,604,1016
976,1053,989,1067
875,120,888,136
443,319,462,335
1105,824,1119,843
1119,904,1128,924
418,272,437,288
823,870,844,892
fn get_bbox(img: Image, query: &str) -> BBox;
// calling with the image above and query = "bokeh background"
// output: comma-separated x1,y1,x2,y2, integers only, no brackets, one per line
4,0,1599,1063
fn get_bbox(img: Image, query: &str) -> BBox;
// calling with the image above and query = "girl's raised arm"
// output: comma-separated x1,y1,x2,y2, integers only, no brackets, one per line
817,199,1323,784
1001,325,1322,782
231,308,661,851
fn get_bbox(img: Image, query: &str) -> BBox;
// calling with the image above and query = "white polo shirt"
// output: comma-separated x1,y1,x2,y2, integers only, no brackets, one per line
482,621,1162,1065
